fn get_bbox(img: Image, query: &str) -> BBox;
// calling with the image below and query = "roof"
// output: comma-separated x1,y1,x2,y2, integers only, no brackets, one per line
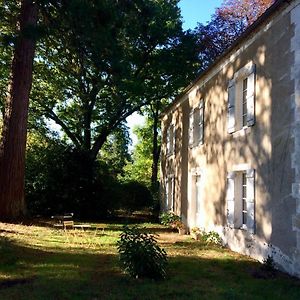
161,0,290,116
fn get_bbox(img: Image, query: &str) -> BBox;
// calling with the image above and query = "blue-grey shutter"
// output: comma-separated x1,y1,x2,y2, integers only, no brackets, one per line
246,65,256,126
171,177,175,211
246,169,255,234
227,172,235,228
166,126,170,155
173,125,176,155
165,178,169,210
227,80,236,133
189,111,194,147
199,100,204,145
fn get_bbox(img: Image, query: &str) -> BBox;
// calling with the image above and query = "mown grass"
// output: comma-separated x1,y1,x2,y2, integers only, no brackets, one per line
0,222,299,300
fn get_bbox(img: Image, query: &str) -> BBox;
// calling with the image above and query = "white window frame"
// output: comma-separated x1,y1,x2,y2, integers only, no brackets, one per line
226,167,255,233
227,62,256,134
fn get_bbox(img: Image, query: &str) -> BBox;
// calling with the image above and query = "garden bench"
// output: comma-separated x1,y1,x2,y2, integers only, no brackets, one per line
51,213,74,229
73,224,91,230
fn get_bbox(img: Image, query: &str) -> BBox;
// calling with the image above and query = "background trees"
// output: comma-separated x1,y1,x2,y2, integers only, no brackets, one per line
0,0,276,220
194,0,274,70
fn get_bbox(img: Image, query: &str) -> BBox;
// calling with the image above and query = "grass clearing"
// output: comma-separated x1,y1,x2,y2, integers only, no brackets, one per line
0,221,299,299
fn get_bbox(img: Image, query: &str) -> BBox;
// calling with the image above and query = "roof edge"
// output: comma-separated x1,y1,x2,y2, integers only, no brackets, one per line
161,0,290,117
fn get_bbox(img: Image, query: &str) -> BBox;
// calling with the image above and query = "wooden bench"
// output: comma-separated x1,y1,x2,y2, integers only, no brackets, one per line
73,224,91,230
63,220,74,229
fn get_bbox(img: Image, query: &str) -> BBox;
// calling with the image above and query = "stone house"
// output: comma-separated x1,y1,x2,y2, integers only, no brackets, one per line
160,0,300,277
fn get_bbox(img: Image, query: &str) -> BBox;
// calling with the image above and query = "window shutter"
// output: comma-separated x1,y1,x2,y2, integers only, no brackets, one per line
199,100,204,145
226,172,235,228
246,169,255,234
165,178,169,210
246,65,256,127
227,80,236,133
173,125,176,155
166,127,170,155
189,111,194,147
171,177,175,211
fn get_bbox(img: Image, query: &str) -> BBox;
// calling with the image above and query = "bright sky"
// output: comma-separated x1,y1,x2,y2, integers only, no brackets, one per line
127,0,224,147
179,0,223,30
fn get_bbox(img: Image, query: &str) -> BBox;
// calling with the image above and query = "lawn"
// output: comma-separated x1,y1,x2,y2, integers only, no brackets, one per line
0,221,299,300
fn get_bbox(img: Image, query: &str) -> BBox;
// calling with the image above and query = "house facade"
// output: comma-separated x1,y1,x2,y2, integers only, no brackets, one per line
161,0,300,277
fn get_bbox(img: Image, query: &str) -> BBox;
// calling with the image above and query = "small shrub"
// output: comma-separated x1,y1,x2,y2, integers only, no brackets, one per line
159,211,181,226
262,255,276,272
117,226,168,280
202,231,222,246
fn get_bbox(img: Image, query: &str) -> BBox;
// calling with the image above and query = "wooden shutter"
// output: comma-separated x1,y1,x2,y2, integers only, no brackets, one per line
199,100,204,145
246,65,256,126
246,169,255,234
227,80,236,133
189,110,194,147
166,127,170,155
226,172,235,228
172,125,176,155
171,177,175,211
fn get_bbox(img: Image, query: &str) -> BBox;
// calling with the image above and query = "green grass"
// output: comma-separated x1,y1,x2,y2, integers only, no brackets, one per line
0,222,299,299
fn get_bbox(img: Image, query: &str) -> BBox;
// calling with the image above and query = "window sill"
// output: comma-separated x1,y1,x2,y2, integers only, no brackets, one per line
189,143,204,149
239,224,248,231
232,126,251,138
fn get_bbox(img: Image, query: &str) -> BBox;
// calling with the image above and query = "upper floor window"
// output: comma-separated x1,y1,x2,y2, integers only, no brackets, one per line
226,168,255,233
189,99,204,147
166,123,175,156
228,62,256,133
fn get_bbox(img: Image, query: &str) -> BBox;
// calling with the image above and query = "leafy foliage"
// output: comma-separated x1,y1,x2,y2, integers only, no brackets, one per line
122,118,154,187
117,226,168,280
25,132,120,218
30,0,200,161
159,211,181,226
194,0,274,71
202,231,223,246
262,255,276,272
118,181,153,213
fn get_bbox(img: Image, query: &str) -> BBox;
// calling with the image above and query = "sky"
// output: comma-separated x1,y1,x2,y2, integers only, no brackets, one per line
179,0,223,30
127,0,224,148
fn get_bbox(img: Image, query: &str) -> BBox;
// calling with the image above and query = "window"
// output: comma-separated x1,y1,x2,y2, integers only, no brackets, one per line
165,176,175,211
166,124,175,156
228,62,256,133
189,99,204,147
226,169,255,233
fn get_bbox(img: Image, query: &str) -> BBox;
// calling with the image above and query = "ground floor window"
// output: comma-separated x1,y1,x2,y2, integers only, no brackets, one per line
226,168,255,233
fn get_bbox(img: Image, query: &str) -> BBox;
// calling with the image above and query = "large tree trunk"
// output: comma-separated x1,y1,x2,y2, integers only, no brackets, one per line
151,104,160,191
0,0,38,221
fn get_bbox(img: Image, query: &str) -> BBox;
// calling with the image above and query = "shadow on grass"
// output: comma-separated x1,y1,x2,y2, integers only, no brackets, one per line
0,237,299,300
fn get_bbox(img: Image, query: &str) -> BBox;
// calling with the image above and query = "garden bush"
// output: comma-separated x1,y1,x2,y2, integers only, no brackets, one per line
118,181,153,212
117,226,168,280
202,231,222,246
159,211,181,226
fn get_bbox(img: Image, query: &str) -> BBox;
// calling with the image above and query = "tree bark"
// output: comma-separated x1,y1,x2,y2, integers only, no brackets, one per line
0,0,38,220
151,103,160,191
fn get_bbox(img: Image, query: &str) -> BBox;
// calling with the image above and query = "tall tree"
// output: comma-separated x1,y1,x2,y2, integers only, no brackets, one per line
0,0,38,220
194,0,274,70
31,0,200,161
